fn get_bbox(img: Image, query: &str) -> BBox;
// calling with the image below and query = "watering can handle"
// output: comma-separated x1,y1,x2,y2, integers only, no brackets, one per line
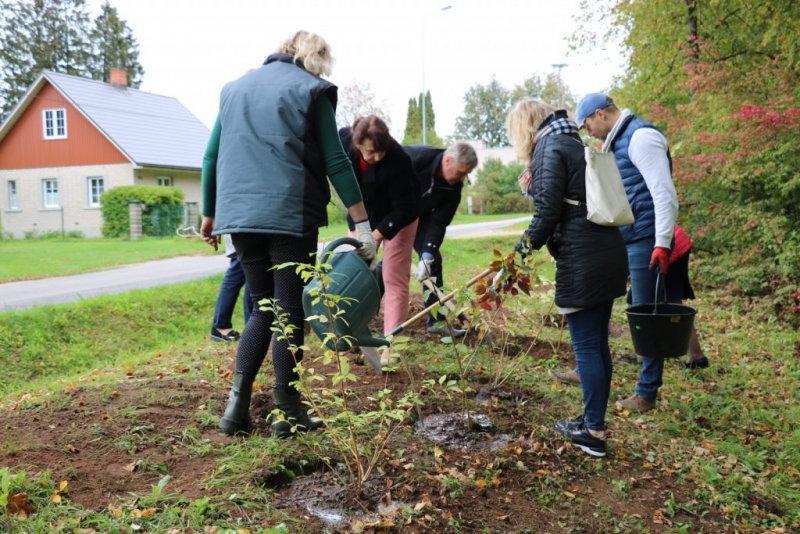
321,237,364,256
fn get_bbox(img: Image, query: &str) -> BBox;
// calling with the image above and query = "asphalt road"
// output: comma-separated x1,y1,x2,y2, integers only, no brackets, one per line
0,217,529,312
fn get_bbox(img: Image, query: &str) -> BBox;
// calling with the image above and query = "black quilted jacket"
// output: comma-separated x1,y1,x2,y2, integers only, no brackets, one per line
517,127,628,308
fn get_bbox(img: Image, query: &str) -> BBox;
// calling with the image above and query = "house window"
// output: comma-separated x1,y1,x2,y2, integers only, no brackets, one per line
42,108,67,139
87,176,105,207
157,176,173,187
42,179,59,208
7,180,18,209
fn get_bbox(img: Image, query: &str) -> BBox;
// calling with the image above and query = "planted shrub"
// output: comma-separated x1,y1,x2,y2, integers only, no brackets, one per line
101,186,184,238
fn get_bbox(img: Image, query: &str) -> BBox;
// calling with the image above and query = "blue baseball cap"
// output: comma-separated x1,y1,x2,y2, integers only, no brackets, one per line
576,93,614,128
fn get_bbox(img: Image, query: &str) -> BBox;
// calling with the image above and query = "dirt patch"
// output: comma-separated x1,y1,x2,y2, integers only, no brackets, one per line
0,295,734,532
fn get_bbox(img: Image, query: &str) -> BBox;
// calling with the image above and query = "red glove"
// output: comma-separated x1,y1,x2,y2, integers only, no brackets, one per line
650,246,670,274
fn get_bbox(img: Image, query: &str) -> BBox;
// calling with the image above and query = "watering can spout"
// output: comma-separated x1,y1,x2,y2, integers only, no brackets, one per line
353,328,391,348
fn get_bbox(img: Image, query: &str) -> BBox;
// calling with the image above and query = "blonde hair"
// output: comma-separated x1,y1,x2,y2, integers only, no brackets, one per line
277,30,333,77
506,99,555,162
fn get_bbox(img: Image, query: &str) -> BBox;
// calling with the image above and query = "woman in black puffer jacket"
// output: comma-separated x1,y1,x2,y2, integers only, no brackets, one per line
506,99,628,457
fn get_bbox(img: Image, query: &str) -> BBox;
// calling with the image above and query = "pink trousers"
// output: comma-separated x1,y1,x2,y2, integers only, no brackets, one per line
352,219,418,335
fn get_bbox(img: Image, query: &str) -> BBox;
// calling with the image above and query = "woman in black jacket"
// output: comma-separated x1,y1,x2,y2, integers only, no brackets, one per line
339,115,420,365
506,99,628,457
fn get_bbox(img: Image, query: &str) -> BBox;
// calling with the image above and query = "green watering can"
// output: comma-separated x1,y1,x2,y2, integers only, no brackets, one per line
302,237,389,353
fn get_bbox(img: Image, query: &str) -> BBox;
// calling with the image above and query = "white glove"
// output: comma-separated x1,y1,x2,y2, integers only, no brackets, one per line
415,257,434,281
354,221,377,270
491,268,507,292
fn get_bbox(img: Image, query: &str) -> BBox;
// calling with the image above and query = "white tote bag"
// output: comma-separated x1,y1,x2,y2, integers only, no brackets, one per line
583,146,635,226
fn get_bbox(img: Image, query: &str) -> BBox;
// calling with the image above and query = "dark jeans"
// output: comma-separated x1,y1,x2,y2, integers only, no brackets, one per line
231,232,317,389
212,255,252,330
566,299,615,431
627,237,665,402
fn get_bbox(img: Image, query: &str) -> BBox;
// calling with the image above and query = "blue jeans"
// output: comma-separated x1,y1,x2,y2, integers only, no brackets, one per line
212,256,252,330
627,237,665,402
566,300,614,431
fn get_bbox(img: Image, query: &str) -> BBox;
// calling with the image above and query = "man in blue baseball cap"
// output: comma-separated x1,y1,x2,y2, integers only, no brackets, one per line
571,93,679,413
575,93,615,129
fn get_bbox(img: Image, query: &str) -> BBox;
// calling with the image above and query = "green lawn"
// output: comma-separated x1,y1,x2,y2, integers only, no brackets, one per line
0,237,213,282
0,214,527,283
317,212,528,241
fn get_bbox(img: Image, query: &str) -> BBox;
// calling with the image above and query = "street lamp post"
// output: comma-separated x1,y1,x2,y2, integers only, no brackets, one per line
551,63,568,108
421,4,452,145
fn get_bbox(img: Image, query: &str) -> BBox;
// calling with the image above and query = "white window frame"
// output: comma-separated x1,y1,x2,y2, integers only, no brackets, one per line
42,178,59,208
7,180,19,210
42,108,68,140
87,176,105,207
156,176,173,187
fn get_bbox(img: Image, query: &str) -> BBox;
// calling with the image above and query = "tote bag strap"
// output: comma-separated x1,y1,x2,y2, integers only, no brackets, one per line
563,136,587,206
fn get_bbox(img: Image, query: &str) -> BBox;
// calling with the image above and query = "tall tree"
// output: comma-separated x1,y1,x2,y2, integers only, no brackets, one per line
453,77,511,147
511,74,545,103
335,79,390,129
572,0,800,295
0,0,144,120
402,91,442,146
90,0,144,87
0,0,93,118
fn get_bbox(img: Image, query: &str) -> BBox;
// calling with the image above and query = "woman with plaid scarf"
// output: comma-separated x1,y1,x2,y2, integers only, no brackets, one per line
506,99,628,457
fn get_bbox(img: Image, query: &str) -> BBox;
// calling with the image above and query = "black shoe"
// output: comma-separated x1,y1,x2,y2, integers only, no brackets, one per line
554,422,607,457
554,415,584,434
211,327,240,342
426,326,468,338
683,356,710,369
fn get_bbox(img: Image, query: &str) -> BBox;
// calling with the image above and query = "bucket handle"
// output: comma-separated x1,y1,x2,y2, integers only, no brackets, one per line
651,264,669,315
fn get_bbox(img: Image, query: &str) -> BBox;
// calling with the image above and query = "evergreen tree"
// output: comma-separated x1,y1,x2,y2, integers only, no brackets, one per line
0,0,144,120
402,91,442,146
1,0,93,118
90,0,144,87
402,97,421,144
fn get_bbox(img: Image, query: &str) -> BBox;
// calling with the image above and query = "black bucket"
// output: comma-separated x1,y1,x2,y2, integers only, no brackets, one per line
625,266,697,359
626,303,696,359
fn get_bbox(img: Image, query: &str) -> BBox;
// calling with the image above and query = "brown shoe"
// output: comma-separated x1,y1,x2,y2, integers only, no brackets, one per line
548,368,581,387
615,394,656,412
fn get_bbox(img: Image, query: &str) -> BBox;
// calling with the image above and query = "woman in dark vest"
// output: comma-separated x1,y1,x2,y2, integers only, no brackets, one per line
505,98,628,457
200,31,376,438
339,115,420,366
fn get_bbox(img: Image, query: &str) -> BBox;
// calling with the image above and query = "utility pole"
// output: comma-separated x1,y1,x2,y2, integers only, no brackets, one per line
551,63,568,108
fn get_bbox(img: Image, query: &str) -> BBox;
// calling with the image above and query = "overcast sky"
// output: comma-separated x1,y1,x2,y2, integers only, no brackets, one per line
86,0,625,140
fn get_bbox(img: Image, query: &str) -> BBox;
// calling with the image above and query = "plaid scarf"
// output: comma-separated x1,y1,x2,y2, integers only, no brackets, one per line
535,113,579,141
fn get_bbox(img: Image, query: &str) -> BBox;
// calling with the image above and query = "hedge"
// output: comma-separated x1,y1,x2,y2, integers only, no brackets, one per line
101,186,185,238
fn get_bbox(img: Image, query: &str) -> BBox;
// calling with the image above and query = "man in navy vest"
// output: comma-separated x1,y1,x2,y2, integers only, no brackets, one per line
577,93,680,413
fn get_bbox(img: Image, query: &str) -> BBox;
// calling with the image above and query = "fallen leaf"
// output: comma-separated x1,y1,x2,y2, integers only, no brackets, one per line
7,493,35,516
414,496,432,511
564,491,576,499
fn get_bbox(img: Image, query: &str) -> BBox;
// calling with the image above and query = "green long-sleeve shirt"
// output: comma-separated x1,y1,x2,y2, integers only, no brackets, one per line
201,94,361,218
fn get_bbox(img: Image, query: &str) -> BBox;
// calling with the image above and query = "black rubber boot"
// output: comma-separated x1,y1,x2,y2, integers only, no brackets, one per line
219,373,253,435
270,387,324,439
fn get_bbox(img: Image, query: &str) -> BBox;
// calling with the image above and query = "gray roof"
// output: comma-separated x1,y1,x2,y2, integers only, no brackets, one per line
3,71,209,170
